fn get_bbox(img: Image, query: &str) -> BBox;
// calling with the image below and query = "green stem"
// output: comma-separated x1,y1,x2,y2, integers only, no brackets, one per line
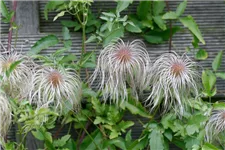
81,24,86,61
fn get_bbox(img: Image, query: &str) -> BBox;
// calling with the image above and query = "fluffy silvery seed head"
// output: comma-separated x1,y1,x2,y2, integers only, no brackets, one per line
0,52,34,99
0,92,11,139
90,39,150,105
29,66,82,114
205,108,225,143
146,52,200,115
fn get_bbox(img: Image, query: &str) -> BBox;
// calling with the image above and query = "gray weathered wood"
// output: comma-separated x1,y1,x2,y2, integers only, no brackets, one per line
15,1,39,34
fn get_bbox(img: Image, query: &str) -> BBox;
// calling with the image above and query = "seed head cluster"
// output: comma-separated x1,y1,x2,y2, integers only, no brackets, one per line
145,52,200,115
205,108,225,143
90,39,151,105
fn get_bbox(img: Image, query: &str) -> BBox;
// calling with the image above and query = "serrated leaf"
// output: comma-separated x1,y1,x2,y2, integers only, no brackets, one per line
162,11,178,19
62,26,71,40
195,49,208,60
53,135,71,147
153,16,167,30
137,1,151,20
125,24,142,33
216,72,225,80
179,16,205,44
176,0,187,16
119,121,134,132
186,125,199,136
212,50,223,72
116,0,133,14
29,35,59,55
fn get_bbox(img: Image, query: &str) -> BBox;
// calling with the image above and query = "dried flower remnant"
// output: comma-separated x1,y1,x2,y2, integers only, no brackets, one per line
0,92,11,139
0,52,34,99
205,107,225,144
29,66,82,114
146,52,200,115
90,39,151,105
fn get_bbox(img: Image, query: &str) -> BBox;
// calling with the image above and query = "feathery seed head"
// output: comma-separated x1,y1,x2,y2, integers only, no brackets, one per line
0,52,34,99
0,92,11,139
146,52,200,115
29,66,82,114
205,107,225,143
90,39,151,105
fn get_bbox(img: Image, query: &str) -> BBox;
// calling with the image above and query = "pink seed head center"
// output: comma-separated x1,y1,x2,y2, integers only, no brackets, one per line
171,63,185,77
115,48,131,63
48,71,62,87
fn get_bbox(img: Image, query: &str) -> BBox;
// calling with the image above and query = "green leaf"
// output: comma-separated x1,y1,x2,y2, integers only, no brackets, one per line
164,130,172,141
179,16,205,44
82,87,97,98
116,0,133,14
103,137,126,150
32,130,45,141
125,24,142,33
195,49,208,60
64,139,76,150
144,35,163,44
216,72,225,80
213,102,225,110
53,135,71,147
176,0,187,16
184,137,200,150
143,27,180,44
202,143,219,150
202,70,217,97
61,20,78,27
122,101,151,118
80,129,103,150
79,51,95,67
186,125,199,136
0,0,9,18
103,26,124,46
53,11,65,21
153,1,165,16
29,35,59,55
59,54,77,64
44,1,65,20
137,1,151,20
212,50,223,72
162,11,178,19
125,130,132,142
6,60,22,77
118,121,134,132
149,128,164,150
85,35,97,43
153,16,167,30
62,26,71,40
